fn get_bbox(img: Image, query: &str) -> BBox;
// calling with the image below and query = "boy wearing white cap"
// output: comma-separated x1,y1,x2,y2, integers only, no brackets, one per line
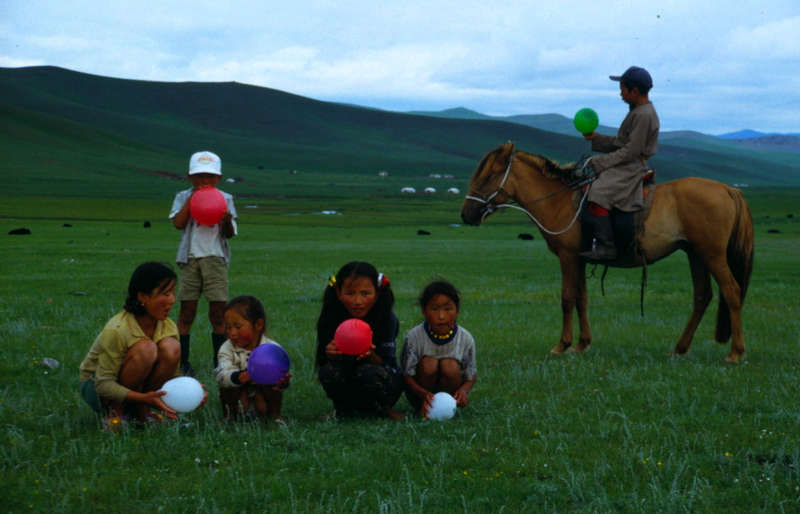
169,151,238,375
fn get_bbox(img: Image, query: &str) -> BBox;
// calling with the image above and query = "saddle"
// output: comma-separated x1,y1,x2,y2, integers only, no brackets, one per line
579,169,657,268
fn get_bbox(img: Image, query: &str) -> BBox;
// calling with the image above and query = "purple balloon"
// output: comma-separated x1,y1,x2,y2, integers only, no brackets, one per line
247,342,290,385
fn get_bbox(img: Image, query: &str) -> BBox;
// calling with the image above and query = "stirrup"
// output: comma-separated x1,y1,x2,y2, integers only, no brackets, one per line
580,238,617,261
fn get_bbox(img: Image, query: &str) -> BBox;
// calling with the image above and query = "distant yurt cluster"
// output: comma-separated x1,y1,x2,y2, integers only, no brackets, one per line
397,171,460,196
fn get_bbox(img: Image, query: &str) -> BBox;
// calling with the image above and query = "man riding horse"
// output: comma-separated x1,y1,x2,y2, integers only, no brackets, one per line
581,66,660,261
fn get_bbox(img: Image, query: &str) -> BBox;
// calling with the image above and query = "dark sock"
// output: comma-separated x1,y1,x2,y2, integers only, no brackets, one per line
212,332,227,368
179,334,195,376
179,334,191,367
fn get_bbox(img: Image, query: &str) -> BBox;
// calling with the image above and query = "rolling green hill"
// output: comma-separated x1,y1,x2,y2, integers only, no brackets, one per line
2,66,799,201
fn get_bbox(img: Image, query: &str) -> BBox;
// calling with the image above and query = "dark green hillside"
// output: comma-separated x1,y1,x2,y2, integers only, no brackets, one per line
2,65,799,201
0,66,583,177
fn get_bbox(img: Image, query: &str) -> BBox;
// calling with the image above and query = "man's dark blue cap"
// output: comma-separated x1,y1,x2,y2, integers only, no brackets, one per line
610,66,653,89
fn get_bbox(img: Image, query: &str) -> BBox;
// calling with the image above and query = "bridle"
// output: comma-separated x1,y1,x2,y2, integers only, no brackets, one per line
464,152,594,236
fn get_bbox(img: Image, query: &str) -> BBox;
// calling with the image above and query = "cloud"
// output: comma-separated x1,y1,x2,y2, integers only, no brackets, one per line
26,35,95,52
0,56,45,68
727,16,800,60
1,1,798,133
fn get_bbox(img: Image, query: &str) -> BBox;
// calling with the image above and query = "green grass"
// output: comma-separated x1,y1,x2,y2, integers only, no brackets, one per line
1,190,799,512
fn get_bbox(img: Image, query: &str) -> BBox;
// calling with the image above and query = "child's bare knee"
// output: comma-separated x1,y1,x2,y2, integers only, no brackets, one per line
417,356,440,377
158,337,181,363
128,339,158,364
440,358,461,376
439,359,463,388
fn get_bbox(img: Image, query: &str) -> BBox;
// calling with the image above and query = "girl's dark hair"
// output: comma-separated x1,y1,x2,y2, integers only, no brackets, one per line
419,279,460,310
123,262,177,316
315,261,395,368
225,295,268,334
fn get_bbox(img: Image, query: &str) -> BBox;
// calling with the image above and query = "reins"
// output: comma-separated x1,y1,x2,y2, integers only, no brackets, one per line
464,152,596,236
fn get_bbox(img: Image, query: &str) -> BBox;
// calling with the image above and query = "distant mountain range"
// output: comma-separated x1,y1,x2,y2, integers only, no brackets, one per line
1,66,799,199
410,108,800,152
717,129,800,139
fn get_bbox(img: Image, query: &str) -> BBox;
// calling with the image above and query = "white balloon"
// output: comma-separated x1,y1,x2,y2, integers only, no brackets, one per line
428,392,457,420
159,377,204,413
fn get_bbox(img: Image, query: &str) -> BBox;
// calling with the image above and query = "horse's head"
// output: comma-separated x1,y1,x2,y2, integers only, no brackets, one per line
460,142,517,225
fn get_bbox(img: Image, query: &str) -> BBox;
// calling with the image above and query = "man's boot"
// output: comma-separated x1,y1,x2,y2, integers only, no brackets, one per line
580,213,617,261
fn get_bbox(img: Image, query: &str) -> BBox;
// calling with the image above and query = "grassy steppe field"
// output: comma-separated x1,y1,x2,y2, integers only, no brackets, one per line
1,187,799,512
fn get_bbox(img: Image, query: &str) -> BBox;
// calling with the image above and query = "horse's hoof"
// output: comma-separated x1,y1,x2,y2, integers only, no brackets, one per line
550,342,570,355
724,354,741,364
574,341,591,353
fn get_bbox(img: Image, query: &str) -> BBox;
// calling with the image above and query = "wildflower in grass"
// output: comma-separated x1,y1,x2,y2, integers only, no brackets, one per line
657,461,663,467
724,451,732,457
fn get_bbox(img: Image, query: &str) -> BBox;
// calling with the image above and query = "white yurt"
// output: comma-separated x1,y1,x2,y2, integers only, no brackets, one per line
447,187,460,194
424,187,437,194
400,187,416,194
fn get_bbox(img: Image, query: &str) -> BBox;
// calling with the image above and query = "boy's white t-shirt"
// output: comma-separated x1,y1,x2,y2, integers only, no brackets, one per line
189,223,225,258
169,188,238,264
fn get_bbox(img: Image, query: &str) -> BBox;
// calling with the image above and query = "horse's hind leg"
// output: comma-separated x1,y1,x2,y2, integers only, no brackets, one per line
707,259,745,364
672,250,712,357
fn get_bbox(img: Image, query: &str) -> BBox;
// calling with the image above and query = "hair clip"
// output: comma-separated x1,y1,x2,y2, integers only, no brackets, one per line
377,272,390,289
327,275,336,287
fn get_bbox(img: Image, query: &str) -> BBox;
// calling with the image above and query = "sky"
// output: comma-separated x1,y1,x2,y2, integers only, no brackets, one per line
2,1,799,134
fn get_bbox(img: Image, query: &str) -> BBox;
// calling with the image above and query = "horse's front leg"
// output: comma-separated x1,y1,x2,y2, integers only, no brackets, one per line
550,254,591,354
573,258,591,353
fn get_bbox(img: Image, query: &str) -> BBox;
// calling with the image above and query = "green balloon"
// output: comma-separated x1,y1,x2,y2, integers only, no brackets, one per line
573,108,599,134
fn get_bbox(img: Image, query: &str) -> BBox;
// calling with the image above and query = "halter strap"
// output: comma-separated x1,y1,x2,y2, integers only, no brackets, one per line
464,151,515,207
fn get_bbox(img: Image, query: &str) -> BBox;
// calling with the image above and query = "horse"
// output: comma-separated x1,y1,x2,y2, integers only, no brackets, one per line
460,142,754,363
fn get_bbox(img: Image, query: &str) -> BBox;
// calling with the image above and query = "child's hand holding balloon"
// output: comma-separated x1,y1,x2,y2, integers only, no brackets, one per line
272,373,293,391
355,344,376,361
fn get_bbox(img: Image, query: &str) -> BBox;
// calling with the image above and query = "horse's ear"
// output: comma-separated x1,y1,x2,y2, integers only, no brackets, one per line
499,141,515,163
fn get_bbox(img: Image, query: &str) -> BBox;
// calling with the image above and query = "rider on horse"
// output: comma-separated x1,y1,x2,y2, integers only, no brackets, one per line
581,66,660,261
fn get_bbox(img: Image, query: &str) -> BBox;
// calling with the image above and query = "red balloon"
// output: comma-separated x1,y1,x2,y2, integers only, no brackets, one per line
189,187,226,226
334,318,373,355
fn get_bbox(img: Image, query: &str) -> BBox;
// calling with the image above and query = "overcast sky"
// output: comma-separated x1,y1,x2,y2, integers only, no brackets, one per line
2,1,798,134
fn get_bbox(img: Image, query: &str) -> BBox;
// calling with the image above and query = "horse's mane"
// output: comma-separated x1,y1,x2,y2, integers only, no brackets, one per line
514,150,580,183
472,144,581,184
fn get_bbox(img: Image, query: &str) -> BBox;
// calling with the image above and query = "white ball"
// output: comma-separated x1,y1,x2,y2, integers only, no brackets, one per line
428,392,457,420
159,377,204,413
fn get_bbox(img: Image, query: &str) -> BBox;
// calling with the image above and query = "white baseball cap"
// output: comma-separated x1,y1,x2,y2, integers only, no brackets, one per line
188,151,222,176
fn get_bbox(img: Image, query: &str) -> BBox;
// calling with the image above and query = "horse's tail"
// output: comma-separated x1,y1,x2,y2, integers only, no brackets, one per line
715,187,754,342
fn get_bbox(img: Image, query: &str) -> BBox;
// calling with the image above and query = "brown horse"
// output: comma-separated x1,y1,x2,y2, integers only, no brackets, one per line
460,142,754,363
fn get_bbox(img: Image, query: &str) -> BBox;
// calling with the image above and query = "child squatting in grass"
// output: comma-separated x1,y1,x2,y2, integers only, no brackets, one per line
79,262,207,428
215,295,291,421
401,279,476,418
169,151,238,375
315,261,405,420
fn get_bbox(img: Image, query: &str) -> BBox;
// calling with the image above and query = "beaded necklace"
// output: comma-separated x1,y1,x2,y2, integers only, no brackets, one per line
424,322,457,345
